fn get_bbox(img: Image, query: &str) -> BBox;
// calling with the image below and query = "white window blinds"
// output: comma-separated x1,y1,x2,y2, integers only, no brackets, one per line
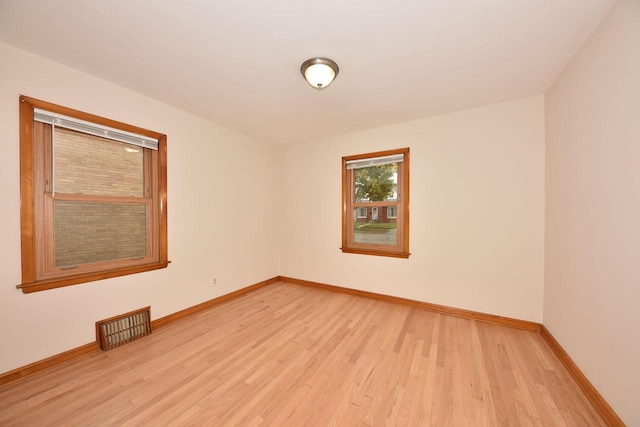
346,154,403,170
34,109,158,150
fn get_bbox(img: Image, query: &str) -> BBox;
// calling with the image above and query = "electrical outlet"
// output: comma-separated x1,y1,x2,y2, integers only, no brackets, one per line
213,278,217,285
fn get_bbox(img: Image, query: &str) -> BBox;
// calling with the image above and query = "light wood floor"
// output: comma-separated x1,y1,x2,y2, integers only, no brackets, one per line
0,282,604,426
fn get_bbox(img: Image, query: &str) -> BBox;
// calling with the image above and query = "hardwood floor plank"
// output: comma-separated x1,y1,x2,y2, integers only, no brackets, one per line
0,282,605,426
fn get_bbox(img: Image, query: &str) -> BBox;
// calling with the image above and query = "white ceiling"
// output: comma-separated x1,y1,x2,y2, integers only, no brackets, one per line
0,0,616,144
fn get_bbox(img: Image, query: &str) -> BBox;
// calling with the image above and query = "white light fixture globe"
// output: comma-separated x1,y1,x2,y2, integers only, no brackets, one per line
300,57,339,89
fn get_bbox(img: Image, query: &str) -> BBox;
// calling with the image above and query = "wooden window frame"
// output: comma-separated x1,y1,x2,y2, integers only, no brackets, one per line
341,147,410,258
18,95,169,293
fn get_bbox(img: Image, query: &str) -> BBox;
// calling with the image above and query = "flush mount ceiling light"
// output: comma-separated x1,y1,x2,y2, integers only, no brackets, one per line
300,57,339,89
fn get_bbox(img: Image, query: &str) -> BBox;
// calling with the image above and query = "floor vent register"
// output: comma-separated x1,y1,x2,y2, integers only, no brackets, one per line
96,306,152,351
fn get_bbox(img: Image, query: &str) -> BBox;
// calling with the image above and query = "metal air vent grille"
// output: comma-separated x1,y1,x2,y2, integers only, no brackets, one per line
97,306,151,351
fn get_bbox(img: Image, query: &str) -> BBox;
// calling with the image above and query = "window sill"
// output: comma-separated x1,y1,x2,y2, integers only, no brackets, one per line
17,261,171,293
341,247,410,259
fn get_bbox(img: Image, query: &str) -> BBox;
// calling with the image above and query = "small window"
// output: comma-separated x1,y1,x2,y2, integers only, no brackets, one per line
18,96,169,293
342,147,409,258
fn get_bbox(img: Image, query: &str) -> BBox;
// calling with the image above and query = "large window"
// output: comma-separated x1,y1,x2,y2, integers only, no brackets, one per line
342,147,409,258
18,96,169,293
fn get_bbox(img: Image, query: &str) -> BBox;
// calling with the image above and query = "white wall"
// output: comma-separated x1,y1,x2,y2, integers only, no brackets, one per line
0,42,280,373
544,1,640,424
280,96,545,322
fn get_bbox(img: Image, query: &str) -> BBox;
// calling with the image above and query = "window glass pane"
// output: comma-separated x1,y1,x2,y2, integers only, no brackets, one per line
353,164,398,203
54,201,147,267
353,204,398,245
54,127,144,197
